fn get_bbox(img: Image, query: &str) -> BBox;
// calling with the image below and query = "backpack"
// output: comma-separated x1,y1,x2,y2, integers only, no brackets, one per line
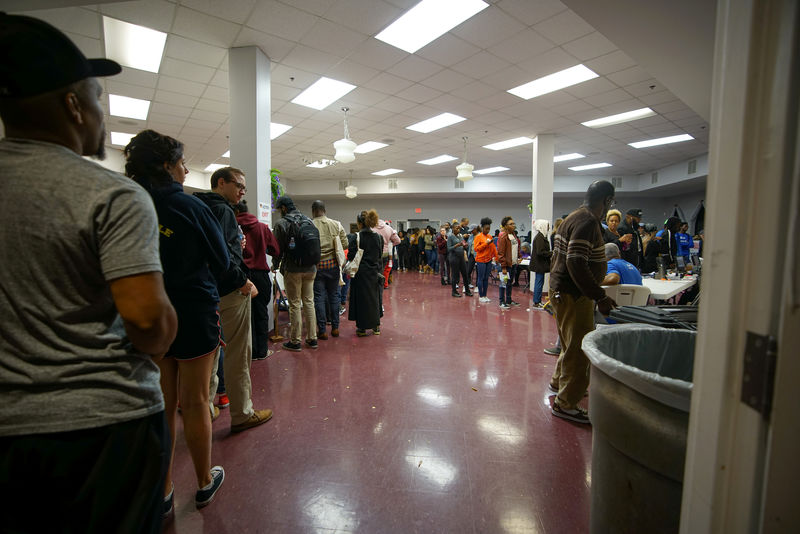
284,212,321,267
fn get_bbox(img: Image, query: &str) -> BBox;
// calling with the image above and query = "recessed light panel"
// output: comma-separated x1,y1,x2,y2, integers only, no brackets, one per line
375,0,489,54
473,166,510,175
110,131,135,146
418,155,457,165
629,134,694,148
354,141,388,154
270,122,292,140
581,108,656,128
109,94,150,120
291,77,356,110
508,64,599,100
553,153,585,162
482,137,533,151
103,16,167,73
568,162,612,171
406,113,466,133
204,163,227,172
306,159,336,168
372,169,403,176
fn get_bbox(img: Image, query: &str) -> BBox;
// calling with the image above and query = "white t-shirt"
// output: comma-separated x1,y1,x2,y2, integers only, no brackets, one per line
509,233,519,265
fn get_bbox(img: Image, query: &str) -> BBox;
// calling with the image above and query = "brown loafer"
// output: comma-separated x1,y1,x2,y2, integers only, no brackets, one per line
231,408,273,433
317,331,328,340
211,405,220,422
331,328,339,337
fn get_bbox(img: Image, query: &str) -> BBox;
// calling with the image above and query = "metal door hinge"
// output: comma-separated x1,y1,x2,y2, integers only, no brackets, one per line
741,332,778,420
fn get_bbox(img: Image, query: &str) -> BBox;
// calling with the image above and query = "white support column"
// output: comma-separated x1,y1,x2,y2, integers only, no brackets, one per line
532,134,555,225
229,46,271,225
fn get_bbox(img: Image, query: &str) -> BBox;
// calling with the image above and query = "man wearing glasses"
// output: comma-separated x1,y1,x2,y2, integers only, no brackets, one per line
195,168,273,433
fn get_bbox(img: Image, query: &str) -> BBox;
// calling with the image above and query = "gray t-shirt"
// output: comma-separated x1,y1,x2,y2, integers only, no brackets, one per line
0,139,165,436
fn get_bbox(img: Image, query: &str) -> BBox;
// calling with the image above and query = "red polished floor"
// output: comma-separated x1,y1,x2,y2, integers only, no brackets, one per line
165,271,591,534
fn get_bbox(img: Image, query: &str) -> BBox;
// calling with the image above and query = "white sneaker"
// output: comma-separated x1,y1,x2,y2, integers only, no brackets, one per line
480,296,491,303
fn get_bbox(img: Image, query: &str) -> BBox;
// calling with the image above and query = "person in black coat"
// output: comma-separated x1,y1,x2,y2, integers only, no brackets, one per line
531,219,552,307
617,208,644,269
347,210,384,335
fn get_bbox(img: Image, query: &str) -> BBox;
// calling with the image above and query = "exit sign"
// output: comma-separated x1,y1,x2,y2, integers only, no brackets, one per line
415,208,422,213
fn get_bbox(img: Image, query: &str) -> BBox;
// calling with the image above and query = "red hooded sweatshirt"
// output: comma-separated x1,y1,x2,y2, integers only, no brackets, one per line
235,212,280,271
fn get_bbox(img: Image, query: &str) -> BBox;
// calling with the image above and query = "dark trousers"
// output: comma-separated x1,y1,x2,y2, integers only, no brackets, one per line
250,269,272,359
476,261,491,297
499,279,513,304
450,253,469,293
466,254,476,284
340,273,350,306
397,247,408,270
314,266,341,331
409,245,418,269
0,411,169,534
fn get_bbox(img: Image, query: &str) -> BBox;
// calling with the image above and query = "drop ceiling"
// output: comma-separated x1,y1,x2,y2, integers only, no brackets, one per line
13,0,710,182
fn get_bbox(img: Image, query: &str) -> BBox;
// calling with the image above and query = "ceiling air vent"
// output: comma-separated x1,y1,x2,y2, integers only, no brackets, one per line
651,172,659,184
688,159,697,174
454,178,464,189
338,180,349,191
387,178,398,190
611,176,623,189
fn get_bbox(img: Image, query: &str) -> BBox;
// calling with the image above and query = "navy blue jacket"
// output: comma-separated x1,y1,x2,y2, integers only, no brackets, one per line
194,191,247,295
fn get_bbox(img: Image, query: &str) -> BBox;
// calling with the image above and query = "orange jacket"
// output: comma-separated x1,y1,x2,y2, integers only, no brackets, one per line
474,232,497,263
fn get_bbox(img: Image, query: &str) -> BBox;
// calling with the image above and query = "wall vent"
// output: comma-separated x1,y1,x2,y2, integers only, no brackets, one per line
611,176,623,189
338,180,349,191
387,178,398,190
651,172,659,184
688,159,697,174
454,178,464,189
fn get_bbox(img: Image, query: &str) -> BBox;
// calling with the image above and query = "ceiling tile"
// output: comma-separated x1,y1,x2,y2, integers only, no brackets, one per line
339,87,389,107
639,90,678,106
477,90,522,111
452,5,527,50
157,75,207,97
190,108,228,123
361,72,414,93
300,19,369,56
388,56,443,83
420,69,474,93
583,88,633,108
178,0,257,24
160,57,215,84
481,65,537,92
64,32,102,58
624,79,663,97
195,98,229,114
113,67,159,89
533,9,594,46
606,66,651,87
451,51,511,79
106,80,155,101
154,89,200,108
373,96,417,114
233,28,296,63
324,0,402,35
562,32,618,61
23,7,100,39
281,43,344,73
563,77,617,99
165,35,227,68
202,85,229,102
488,29,555,66
517,47,580,79
208,69,229,88
247,0,318,41
584,50,637,76
450,81,499,102
415,34,481,68
324,60,380,86
150,101,193,119
664,108,700,121
172,7,243,48
100,0,176,32
495,0,567,26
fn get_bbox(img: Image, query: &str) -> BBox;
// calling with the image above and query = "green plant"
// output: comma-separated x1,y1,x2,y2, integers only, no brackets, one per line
271,168,284,204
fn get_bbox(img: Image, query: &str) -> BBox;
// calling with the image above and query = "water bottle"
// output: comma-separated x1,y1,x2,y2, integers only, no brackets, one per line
289,236,296,250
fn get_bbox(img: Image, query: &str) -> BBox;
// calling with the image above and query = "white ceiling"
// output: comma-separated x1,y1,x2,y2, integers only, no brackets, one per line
13,0,710,182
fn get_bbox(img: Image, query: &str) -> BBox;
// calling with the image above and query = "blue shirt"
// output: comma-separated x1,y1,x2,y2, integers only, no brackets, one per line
676,232,693,257
607,258,643,285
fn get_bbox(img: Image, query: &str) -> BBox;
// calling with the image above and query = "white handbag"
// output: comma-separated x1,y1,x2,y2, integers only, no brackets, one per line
343,233,363,277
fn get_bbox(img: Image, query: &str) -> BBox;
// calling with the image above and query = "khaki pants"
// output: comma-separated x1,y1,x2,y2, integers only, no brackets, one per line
216,290,254,426
551,292,595,410
284,271,317,344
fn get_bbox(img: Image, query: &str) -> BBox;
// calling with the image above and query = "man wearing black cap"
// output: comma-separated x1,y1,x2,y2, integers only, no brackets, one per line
0,14,177,532
618,208,644,269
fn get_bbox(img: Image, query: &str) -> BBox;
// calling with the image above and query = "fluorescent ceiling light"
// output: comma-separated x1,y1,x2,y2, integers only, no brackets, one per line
354,141,388,154
372,168,403,176
109,94,150,120
553,153,585,162
473,166,509,175
204,163,227,172
290,77,356,110
418,154,457,165
271,122,292,140
629,133,694,148
569,162,612,171
375,0,489,54
103,16,166,73
306,159,336,168
221,150,230,158
110,131,135,146
582,107,656,128
508,64,599,100
406,112,466,133
482,137,533,151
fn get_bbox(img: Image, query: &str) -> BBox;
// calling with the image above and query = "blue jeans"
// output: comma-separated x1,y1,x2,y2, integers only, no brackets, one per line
533,272,545,304
476,261,491,297
499,278,513,304
314,266,341,331
425,249,437,271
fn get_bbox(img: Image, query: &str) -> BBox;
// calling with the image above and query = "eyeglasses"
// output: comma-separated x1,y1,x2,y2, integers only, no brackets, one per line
227,179,247,193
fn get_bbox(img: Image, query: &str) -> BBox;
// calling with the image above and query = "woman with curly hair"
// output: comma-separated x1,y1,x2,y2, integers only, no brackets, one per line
347,209,384,336
124,130,229,514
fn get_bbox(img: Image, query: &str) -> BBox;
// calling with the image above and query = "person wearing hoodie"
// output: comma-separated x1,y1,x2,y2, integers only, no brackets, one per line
233,201,280,360
447,222,473,298
531,219,552,308
195,168,274,434
375,218,401,289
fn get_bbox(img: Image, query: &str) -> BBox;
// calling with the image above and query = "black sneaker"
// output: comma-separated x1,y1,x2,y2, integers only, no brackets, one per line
543,347,560,356
339,306,346,316
551,404,590,424
452,291,462,298
282,341,302,352
509,301,521,307
252,349,274,361
195,466,225,508
373,326,381,335
464,291,473,297
305,339,318,349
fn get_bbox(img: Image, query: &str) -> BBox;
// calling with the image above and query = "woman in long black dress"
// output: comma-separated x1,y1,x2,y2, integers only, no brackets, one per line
347,209,384,336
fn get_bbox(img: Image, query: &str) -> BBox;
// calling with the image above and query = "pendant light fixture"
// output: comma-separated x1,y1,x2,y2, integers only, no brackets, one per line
345,170,357,199
456,136,474,181
333,107,357,164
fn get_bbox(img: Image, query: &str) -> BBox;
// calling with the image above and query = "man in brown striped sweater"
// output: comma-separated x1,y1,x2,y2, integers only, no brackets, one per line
549,180,618,424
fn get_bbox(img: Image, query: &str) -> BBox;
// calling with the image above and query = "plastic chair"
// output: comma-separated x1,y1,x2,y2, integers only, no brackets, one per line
603,284,651,306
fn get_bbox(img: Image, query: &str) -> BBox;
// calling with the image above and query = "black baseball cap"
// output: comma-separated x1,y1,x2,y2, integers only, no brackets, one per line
626,208,643,218
0,13,121,98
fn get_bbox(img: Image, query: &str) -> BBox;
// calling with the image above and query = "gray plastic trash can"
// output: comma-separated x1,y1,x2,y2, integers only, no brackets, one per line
582,324,696,534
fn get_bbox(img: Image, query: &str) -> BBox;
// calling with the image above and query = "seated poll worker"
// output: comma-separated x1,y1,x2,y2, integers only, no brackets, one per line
601,243,643,286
